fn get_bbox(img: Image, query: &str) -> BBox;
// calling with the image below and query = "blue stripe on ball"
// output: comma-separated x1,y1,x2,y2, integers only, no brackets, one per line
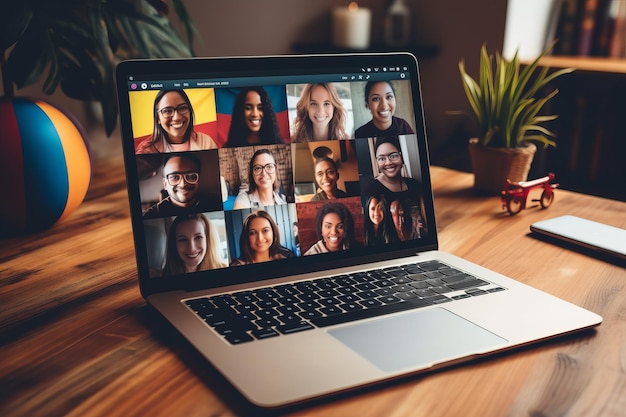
14,98,69,230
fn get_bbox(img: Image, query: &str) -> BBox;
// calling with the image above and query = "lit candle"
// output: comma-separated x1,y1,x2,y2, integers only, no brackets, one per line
332,2,372,50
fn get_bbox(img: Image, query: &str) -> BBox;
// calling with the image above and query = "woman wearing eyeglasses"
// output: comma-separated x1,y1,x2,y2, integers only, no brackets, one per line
136,89,218,154
233,149,287,209
363,136,426,239
311,157,347,201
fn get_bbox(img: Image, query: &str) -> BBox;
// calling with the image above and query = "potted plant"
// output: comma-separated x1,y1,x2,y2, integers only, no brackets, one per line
1,0,196,136
0,1,195,236
458,42,573,194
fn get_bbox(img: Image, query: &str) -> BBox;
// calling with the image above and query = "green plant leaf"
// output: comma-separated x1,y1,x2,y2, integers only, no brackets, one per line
458,42,572,148
0,4,32,52
4,0,195,135
6,18,52,89
172,0,197,55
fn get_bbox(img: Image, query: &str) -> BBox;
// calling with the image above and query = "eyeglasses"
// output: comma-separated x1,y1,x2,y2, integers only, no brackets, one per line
316,168,337,178
157,104,190,118
165,171,199,186
376,152,402,164
252,163,276,176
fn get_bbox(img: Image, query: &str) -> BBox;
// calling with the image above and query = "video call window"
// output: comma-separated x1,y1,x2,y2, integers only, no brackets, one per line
219,144,294,211
292,140,361,202
295,197,365,256
137,150,223,219
129,88,219,153
225,204,298,266
130,75,426,279
215,86,291,147
351,80,416,139
286,82,354,141
144,211,229,278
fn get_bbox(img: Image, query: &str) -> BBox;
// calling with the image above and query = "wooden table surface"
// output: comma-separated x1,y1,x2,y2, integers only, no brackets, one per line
2,128,625,417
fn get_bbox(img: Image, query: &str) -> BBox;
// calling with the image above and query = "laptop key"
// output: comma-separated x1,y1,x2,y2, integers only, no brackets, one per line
277,305,302,315
251,328,280,340
431,286,454,294
339,302,365,312
320,306,343,316
224,331,254,345
297,292,320,301
357,290,378,300
355,282,377,291
299,309,323,320
466,288,488,296
255,288,280,300
255,318,281,328
255,308,279,318
377,295,402,304
338,294,361,303
298,300,322,310
423,294,452,304
317,297,341,306
233,291,259,304
336,285,360,295
396,291,419,300
214,319,255,335
275,285,301,297
210,295,237,308
256,299,280,309
359,298,384,308
311,297,433,327
317,289,341,298
278,313,301,324
407,273,429,281
447,278,489,291
276,321,314,335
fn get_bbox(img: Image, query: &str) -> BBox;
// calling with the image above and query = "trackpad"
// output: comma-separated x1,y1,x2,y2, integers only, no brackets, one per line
328,308,507,373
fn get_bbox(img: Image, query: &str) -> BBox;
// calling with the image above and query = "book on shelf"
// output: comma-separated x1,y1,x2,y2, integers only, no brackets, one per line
553,0,584,55
551,0,626,57
590,0,616,56
609,0,626,57
577,0,602,56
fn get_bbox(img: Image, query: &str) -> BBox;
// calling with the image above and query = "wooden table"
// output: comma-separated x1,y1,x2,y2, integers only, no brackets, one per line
2,128,625,417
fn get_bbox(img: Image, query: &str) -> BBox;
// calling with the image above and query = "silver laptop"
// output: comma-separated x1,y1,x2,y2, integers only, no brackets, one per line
115,53,601,408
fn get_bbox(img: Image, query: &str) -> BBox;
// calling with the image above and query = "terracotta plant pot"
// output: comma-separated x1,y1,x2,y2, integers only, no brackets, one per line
468,138,536,194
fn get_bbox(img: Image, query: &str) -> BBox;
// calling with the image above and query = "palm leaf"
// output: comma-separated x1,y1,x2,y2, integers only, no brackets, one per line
1,0,195,136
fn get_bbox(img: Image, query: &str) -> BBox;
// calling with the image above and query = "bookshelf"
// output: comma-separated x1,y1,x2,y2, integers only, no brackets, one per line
527,55,626,201
525,55,626,73
500,1,626,200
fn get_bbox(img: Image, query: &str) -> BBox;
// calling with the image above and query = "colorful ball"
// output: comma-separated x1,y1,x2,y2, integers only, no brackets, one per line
0,97,91,236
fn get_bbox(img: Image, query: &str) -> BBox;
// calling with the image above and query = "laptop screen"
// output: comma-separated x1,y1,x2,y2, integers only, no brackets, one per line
116,53,437,294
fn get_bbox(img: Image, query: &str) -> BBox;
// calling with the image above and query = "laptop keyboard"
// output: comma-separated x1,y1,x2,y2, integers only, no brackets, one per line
184,260,506,345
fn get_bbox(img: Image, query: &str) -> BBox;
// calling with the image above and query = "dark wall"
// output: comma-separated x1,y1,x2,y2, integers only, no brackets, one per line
181,0,506,170
9,0,506,171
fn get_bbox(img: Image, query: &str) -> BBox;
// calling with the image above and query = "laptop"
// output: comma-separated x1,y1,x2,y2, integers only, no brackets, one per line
115,53,602,408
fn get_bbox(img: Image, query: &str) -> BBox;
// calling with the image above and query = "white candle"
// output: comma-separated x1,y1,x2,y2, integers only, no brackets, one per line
332,2,371,50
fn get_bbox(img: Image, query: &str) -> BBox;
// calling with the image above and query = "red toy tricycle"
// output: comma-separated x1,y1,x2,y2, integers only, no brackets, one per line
500,173,558,215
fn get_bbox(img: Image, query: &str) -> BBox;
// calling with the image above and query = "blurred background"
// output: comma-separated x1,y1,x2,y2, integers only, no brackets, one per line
10,0,505,174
